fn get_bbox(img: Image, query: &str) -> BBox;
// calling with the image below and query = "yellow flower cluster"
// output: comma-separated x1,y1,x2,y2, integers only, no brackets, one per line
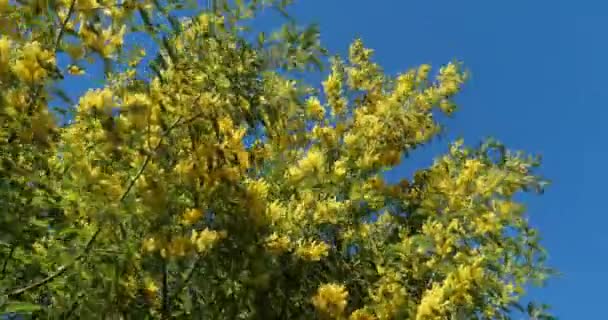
67,65,85,75
455,158,485,192
313,197,346,225
0,36,10,74
12,41,55,84
78,88,114,113
143,277,159,302
416,262,484,320
142,237,158,253
312,283,349,318
287,148,326,182
191,228,225,254
306,96,326,120
163,236,190,257
78,24,126,58
367,270,409,319
349,309,376,320
181,208,203,225
264,232,291,255
296,240,329,261
142,228,225,258
0,0,10,12
323,62,347,116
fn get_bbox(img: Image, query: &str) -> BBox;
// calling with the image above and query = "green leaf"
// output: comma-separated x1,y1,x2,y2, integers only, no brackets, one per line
1,301,42,313
257,31,265,48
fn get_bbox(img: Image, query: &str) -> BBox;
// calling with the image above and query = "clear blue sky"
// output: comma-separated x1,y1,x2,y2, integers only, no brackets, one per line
57,0,603,318
281,0,602,318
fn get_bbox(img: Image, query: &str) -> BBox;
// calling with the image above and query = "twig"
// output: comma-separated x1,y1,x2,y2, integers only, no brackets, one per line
1,245,15,279
7,227,102,297
161,258,169,319
55,0,77,52
4,101,206,297
120,115,186,202
169,255,202,301
62,292,85,319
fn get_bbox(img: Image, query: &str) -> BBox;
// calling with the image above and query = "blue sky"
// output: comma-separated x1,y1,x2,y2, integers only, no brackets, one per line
55,0,603,317
279,0,601,318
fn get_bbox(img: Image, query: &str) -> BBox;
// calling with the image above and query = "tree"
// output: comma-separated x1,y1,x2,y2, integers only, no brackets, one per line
0,0,555,319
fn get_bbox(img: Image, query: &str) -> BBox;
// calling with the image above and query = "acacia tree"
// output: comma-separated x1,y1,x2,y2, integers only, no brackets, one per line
0,0,555,319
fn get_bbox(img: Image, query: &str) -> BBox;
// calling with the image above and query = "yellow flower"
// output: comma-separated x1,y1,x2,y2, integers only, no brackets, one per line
246,178,269,200
311,283,349,317
32,242,46,254
76,0,98,11
0,0,10,12
0,36,10,71
236,150,250,170
416,284,444,320
217,116,234,134
0,36,8,53
299,149,325,173
142,237,157,253
67,65,85,75
416,64,432,82
191,228,223,253
296,240,329,261
266,201,286,223
349,309,376,320
343,132,358,147
334,159,347,178
12,41,55,83
78,88,114,113
143,278,159,301
306,97,325,119
166,237,190,257
379,150,401,167
122,93,151,108
197,13,212,33
182,208,203,225
323,69,346,114
264,232,290,254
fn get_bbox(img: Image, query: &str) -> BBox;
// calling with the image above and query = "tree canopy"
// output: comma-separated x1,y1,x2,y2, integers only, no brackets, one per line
0,0,554,318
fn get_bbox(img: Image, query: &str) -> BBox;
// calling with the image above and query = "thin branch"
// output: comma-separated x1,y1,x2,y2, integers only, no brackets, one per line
7,227,102,297
120,115,185,202
161,258,169,319
1,245,15,279
4,99,207,297
168,254,203,302
54,0,77,52
62,292,85,319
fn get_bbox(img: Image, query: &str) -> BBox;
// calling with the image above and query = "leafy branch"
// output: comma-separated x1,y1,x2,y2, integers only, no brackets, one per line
4,107,207,297
7,227,101,297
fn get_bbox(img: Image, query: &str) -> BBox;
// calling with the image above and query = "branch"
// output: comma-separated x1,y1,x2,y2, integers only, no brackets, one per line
1,245,15,279
119,115,185,201
169,254,202,301
161,258,169,319
4,105,206,296
55,0,77,52
7,227,102,297
62,292,85,319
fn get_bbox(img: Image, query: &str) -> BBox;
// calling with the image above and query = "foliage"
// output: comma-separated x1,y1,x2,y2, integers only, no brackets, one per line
0,0,555,319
